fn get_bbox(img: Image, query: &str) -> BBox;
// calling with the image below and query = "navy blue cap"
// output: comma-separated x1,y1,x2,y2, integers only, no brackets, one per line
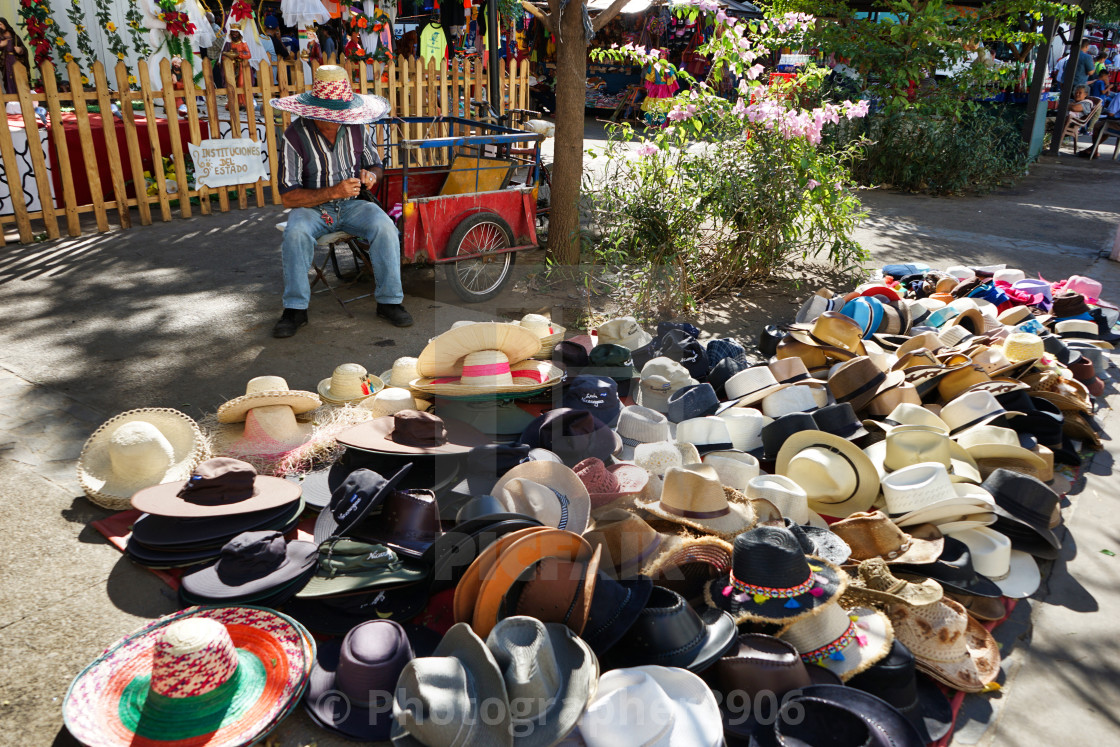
667,383,720,424
563,375,622,426
657,321,702,339
661,331,710,381
706,338,748,368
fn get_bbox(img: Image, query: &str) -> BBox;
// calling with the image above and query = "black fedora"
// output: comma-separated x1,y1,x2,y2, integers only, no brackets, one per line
893,534,1002,598
812,402,870,441
847,639,954,743
312,464,413,545
709,356,749,400
995,391,1081,466
337,446,462,497
604,586,737,672
518,408,622,467
580,573,653,656
350,488,443,558
983,468,1063,559
179,530,317,602
304,620,414,741
761,412,819,462
445,443,533,502
422,496,543,591
758,324,786,358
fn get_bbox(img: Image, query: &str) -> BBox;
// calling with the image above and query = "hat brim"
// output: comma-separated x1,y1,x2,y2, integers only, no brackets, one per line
943,590,1006,621
985,548,1041,598
776,431,881,519
130,498,305,550
63,606,311,747
216,390,322,423
704,555,847,625
131,474,302,518
411,361,564,397
180,539,318,600
269,92,392,124
637,486,756,540
863,439,982,485
77,409,209,511
416,322,543,378
336,415,490,455
317,375,384,405
452,526,551,624
843,575,944,607
296,555,430,598
781,606,894,682
796,685,928,747
801,525,852,565
285,585,431,636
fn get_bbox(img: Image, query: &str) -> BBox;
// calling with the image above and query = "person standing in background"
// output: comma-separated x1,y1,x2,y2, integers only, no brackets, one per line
206,12,225,86
0,18,29,95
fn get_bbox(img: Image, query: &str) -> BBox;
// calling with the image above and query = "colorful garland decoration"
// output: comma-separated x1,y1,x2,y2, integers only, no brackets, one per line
155,0,198,68
125,0,151,61
65,0,96,68
19,0,76,71
347,8,391,64
93,0,133,72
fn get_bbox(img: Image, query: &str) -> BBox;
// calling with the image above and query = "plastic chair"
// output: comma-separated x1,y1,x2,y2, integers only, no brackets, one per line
1059,97,1103,153
1090,118,1120,160
276,221,373,317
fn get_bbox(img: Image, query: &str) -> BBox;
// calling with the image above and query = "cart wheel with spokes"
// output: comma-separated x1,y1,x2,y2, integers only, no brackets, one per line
444,212,517,303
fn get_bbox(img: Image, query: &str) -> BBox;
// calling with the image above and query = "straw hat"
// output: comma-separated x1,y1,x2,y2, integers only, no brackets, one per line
416,322,541,378
514,313,567,357
790,312,868,356
841,558,944,608
951,527,1040,599
63,607,311,747
317,363,384,405
880,462,996,530
411,351,563,397
747,474,825,527
269,64,390,124
574,457,650,509
78,409,208,510
776,431,880,519
637,463,756,539
216,376,321,423
1003,332,1046,363
865,402,951,435
886,598,999,692
359,387,423,418
955,425,1048,473
583,509,665,577
778,601,894,681
702,451,760,493
717,408,769,452
380,357,422,388
862,424,981,483
492,461,592,534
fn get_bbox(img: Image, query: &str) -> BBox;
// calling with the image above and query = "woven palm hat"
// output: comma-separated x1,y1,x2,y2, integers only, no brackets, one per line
492,461,592,534
515,313,567,358
63,606,312,747
841,557,944,608
416,322,541,377
865,402,951,435
747,474,826,527
270,65,391,124
863,425,981,483
777,601,893,681
359,387,423,418
636,463,756,539
317,363,384,405
78,409,208,511
880,462,996,529
703,525,845,625
701,450,760,493
216,376,321,423
776,431,880,519
380,357,422,389
1003,332,1046,363
411,350,563,396
886,598,999,692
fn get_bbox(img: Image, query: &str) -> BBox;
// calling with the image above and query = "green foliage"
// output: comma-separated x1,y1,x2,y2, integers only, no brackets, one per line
1085,0,1120,25
825,104,1032,195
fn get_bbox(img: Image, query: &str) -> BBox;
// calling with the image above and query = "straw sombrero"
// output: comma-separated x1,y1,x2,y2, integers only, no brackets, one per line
217,376,321,423
78,409,208,511
410,353,563,397
415,322,542,378
269,65,390,124
317,363,384,405
514,313,567,359
63,606,312,747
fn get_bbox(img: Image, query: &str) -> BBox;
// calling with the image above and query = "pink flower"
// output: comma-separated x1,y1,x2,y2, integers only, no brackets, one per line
746,64,764,80
667,106,691,121
807,179,820,188
845,100,870,119
636,142,658,157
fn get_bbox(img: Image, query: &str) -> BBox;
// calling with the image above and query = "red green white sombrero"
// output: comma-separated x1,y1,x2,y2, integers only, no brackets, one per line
63,606,313,747
269,65,390,124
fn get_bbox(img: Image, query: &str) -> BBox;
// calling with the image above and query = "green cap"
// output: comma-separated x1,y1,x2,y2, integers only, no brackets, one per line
296,539,428,598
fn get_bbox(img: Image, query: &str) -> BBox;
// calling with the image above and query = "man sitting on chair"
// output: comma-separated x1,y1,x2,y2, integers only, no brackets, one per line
269,65,412,338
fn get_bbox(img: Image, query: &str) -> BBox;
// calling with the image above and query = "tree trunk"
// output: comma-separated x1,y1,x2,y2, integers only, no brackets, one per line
547,7,590,265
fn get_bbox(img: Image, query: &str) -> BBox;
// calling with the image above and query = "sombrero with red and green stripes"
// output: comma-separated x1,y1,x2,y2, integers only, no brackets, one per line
270,65,390,124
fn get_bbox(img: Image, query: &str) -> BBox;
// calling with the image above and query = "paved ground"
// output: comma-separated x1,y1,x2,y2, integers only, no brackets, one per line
1,127,1118,745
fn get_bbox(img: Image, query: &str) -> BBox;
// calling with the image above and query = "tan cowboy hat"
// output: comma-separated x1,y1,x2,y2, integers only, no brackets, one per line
416,322,541,378
955,425,1048,473
887,597,999,692
583,508,666,577
216,376,320,423
78,409,208,511
862,424,981,483
776,431,880,519
636,463,756,539
317,363,384,405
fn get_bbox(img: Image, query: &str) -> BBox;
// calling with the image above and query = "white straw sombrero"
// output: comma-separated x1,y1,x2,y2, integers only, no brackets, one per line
379,357,422,389
515,313,567,359
410,352,563,397
217,376,321,423
269,65,390,124
416,322,542,378
78,409,209,511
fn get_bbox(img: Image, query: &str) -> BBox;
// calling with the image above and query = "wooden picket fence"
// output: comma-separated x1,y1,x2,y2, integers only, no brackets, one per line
0,56,532,246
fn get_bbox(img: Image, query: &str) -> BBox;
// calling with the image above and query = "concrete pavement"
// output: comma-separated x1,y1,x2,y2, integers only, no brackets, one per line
1,142,1119,745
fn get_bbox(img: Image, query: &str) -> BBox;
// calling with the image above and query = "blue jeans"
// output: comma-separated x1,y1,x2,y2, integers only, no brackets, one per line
281,199,403,309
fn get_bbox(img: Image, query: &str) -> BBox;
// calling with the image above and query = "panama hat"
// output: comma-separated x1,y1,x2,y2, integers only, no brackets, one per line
132,457,301,518
675,416,735,454
886,597,999,692
955,425,1048,475
78,408,208,510
63,606,312,747
701,450,761,493
270,65,390,123
380,357,422,388
583,509,664,578
317,363,384,405
721,365,791,408
880,462,996,530
862,424,981,483
790,311,868,356
636,463,756,539
951,527,1040,598
864,402,951,434
359,387,424,418
704,526,845,625
777,601,893,681
392,623,511,746
776,431,880,518
216,376,320,423
746,474,826,527
717,408,769,453
493,460,593,533
580,665,722,747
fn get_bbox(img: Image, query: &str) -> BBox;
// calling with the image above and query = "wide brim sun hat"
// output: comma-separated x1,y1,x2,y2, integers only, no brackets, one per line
78,408,209,511
778,602,894,682
63,605,312,747
415,322,542,378
216,376,322,424
410,358,563,397
270,65,391,124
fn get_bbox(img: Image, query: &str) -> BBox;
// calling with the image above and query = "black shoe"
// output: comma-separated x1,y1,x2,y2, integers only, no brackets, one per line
272,308,308,338
377,303,414,327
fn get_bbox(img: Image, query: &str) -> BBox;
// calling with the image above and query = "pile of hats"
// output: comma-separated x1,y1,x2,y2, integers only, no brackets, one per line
65,268,1113,746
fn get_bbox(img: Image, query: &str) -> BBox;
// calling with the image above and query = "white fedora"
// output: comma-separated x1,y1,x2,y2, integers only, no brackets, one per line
760,384,819,418
949,527,1040,598
880,462,996,531
716,408,769,452
702,450,760,493
746,474,825,527
676,416,734,455
862,425,981,483
775,431,880,519
955,425,1048,477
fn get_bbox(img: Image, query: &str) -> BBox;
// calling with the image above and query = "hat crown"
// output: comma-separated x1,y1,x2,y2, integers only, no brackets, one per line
394,657,479,741
714,634,812,699
779,601,854,655
519,313,553,337
725,365,780,399
107,421,175,479
732,526,812,589
940,390,1004,432
783,447,859,506
811,312,864,350
150,618,239,698
667,383,719,423
718,409,767,451
616,405,671,446
499,478,572,530
245,375,291,395
328,363,369,399
884,427,954,471
661,464,730,515
633,441,683,478
582,669,678,745
704,453,760,492
956,425,1019,450
363,387,415,418
762,384,818,418
884,403,948,432
748,475,809,524
952,528,1011,580
584,510,660,573
179,458,258,505
336,620,413,703
318,540,403,574
311,65,355,103
219,530,286,574
857,557,909,593
389,357,421,387
831,511,914,561
574,457,621,494
676,416,732,447
461,350,514,386
488,617,564,710
890,599,971,662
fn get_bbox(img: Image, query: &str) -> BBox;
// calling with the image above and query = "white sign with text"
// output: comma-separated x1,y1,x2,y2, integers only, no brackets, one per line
188,138,267,188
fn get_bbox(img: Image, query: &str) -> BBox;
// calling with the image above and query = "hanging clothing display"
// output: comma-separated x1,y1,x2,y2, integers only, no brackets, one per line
419,20,449,65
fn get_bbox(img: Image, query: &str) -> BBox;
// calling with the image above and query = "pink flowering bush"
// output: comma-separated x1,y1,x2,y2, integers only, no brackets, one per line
586,7,870,313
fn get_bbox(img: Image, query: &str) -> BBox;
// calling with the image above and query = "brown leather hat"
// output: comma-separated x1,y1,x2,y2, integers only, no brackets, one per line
830,511,944,565
828,357,905,413
351,488,442,558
